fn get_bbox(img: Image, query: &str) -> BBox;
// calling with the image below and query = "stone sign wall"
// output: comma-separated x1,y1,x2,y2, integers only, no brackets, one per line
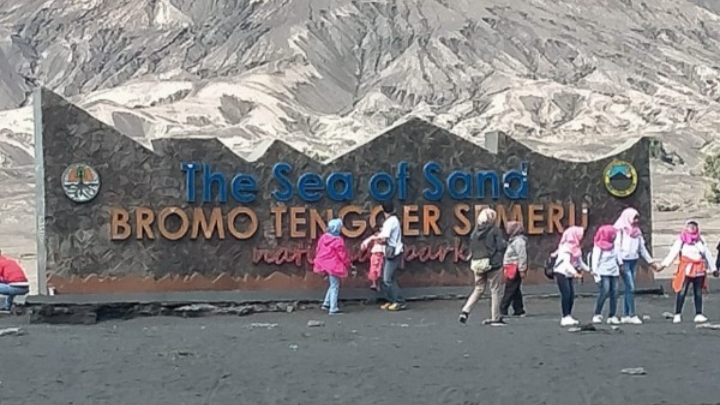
38,89,654,294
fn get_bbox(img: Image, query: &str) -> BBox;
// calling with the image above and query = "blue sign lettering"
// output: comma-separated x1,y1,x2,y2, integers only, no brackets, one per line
181,160,528,203
422,161,528,201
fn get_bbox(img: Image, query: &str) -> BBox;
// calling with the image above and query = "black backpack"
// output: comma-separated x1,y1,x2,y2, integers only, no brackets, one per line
544,254,557,280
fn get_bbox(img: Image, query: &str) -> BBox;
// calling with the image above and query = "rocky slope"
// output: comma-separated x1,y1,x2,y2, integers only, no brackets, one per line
2,0,720,275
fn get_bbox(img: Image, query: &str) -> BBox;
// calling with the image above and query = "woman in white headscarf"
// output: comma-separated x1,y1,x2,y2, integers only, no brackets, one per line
459,208,507,325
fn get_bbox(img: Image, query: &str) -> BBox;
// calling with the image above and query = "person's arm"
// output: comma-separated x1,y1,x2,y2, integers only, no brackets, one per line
555,252,580,277
591,247,601,274
516,239,528,273
376,219,392,243
638,235,654,263
700,241,718,273
494,228,507,252
360,235,375,251
577,254,590,273
660,239,682,269
614,234,623,265
334,238,351,268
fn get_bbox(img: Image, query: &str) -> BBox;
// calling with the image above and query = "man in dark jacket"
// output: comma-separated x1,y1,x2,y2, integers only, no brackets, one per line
459,208,507,325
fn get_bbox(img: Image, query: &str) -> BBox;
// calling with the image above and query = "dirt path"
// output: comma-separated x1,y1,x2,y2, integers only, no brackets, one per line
3,296,720,405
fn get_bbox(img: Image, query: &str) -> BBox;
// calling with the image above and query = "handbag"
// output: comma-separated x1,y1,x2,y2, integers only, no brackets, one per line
503,263,518,280
470,258,492,276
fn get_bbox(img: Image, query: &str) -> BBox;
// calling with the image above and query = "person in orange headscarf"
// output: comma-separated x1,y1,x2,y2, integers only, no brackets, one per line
552,226,590,326
656,220,719,324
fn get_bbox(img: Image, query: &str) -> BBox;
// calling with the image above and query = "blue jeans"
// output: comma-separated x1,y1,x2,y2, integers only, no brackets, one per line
0,283,29,309
555,274,574,317
322,276,340,313
595,276,618,317
621,259,638,316
382,256,404,304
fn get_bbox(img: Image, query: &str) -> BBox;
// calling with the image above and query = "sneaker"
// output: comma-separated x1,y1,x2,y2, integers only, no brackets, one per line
321,305,329,311
628,316,643,325
459,312,469,324
328,310,343,315
607,316,621,325
482,319,506,326
592,315,603,324
560,316,579,326
673,314,682,324
622,316,643,325
387,303,406,311
694,314,708,323
380,303,392,310
512,311,527,317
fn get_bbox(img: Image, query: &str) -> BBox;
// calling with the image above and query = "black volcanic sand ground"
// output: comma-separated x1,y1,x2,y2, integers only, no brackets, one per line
3,296,720,405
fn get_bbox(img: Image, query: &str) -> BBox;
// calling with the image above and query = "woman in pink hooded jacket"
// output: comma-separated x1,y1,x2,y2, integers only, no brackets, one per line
313,218,352,314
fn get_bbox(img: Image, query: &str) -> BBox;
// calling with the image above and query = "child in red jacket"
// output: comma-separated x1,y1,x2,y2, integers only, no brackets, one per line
313,219,352,314
0,251,29,311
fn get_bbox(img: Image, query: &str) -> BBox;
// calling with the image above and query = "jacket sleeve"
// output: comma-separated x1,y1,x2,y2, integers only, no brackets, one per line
661,239,682,269
360,236,374,251
614,234,623,265
494,228,508,252
700,242,717,272
516,239,528,272
591,247,601,273
638,235,654,263
335,239,351,267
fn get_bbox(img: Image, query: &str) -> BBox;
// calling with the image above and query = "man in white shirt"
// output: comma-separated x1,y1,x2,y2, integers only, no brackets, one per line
377,201,405,311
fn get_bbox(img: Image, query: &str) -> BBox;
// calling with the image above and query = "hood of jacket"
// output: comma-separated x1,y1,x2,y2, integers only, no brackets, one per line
473,224,493,239
318,233,343,249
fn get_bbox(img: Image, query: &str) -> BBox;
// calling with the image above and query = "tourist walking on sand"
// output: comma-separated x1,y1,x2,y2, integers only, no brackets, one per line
613,207,655,325
459,208,507,325
590,225,621,325
552,226,589,326
313,219,353,315
499,221,527,318
655,220,719,324
377,201,406,311
0,250,30,312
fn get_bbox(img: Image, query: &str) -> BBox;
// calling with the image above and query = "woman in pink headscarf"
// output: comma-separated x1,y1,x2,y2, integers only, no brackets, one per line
613,207,655,325
590,225,621,325
656,220,719,324
552,226,589,326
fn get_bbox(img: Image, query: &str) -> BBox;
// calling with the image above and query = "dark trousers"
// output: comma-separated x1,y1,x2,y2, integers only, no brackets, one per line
675,275,705,315
594,275,618,317
555,274,575,317
500,274,524,315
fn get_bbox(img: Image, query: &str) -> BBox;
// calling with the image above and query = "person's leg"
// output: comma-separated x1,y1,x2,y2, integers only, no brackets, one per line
328,276,340,313
692,276,705,315
382,257,400,303
595,276,609,316
499,274,519,316
462,273,487,313
556,275,571,317
488,269,502,322
0,285,29,311
608,276,619,318
675,278,691,314
512,276,525,315
322,278,332,309
622,260,638,317
567,277,575,315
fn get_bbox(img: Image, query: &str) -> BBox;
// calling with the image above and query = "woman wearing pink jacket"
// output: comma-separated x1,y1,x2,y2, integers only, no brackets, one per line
313,219,352,314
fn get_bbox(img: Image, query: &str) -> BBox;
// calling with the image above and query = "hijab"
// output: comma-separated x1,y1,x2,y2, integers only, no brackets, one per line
614,207,641,238
557,226,585,259
680,220,700,245
506,221,524,238
476,208,497,227
327,218,343,237
593,225,617,251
